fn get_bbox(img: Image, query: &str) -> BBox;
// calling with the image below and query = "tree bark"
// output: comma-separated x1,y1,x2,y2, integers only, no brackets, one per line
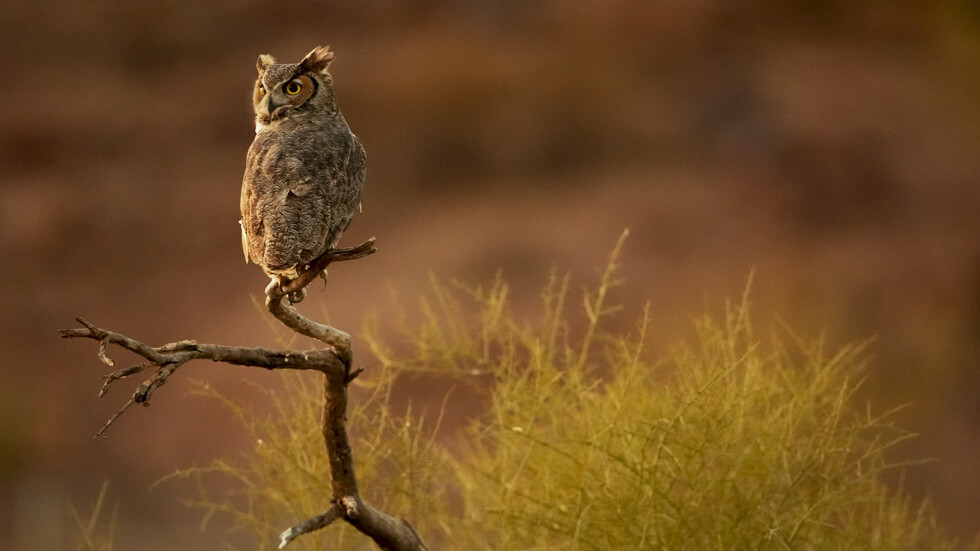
60,238,429,550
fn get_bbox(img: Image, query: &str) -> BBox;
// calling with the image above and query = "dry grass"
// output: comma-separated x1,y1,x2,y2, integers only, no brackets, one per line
155,233,973,550
70,481,118,551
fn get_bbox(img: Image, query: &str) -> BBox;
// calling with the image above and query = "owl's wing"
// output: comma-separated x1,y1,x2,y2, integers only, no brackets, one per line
239,220,250,263
240,127,366,276
240,138,271,269
240,135,316,275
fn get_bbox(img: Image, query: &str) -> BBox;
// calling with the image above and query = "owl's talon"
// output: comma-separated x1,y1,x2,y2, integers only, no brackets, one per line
287,288,307,304
320,269,328,290
265,275,304,303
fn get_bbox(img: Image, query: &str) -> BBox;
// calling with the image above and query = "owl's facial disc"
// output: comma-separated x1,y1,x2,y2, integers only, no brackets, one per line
264,79,303,115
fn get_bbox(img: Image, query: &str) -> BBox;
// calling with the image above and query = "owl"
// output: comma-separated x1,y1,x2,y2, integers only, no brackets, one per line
240,46,365,303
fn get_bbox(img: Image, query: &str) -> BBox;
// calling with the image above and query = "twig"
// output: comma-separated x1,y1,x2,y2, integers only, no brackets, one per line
279,504,343,548
277,238,378,300
95,398,136,438
100,361,154,396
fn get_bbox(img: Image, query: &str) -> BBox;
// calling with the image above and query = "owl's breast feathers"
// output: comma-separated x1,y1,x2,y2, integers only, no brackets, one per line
240,121,365,277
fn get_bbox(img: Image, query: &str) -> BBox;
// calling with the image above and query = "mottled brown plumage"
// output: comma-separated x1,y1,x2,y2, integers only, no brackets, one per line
240,46,365,303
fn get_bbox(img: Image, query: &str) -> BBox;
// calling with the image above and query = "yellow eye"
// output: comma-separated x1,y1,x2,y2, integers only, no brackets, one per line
258,84,266,96
284,80,302,95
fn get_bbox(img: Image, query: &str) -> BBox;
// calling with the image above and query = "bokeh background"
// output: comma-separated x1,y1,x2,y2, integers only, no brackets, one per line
1,1,978,549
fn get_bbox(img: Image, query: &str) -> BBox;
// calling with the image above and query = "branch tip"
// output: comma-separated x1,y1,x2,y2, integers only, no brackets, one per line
341,495,359,518
346,367,364,383
278,506,342,548
98,339,115,367
95,397,137,438
78,317,100,334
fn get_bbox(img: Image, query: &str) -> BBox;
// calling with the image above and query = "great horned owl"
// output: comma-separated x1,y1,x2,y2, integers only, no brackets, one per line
240,46,365,303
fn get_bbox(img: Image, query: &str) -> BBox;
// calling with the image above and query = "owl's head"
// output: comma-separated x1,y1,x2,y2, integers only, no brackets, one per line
253,46,337,131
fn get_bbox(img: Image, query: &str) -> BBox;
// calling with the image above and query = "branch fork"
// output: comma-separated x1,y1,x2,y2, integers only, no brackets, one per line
60,238,428,550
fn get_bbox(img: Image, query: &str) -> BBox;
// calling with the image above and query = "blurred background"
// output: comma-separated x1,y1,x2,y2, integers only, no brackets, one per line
1,1,978,549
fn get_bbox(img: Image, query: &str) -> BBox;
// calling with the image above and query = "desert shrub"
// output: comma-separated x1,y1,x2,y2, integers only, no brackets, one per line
171,235,969,550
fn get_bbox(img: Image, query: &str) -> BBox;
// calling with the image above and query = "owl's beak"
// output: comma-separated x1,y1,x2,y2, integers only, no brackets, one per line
259,95,282,117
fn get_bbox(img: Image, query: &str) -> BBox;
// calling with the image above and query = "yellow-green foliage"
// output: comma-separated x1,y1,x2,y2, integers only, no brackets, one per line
172,235,969,550
164,361,454,550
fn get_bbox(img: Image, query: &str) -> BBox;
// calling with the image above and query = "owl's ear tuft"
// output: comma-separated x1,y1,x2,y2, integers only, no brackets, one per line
298,46,334,75
257,54,277,73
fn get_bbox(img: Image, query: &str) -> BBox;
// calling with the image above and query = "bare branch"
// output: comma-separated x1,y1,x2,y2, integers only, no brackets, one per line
61,237,429,550
59,322,346,433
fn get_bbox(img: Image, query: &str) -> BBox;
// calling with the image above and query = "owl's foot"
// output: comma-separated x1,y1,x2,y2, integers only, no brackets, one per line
265,275,307,304
286,270,323,301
